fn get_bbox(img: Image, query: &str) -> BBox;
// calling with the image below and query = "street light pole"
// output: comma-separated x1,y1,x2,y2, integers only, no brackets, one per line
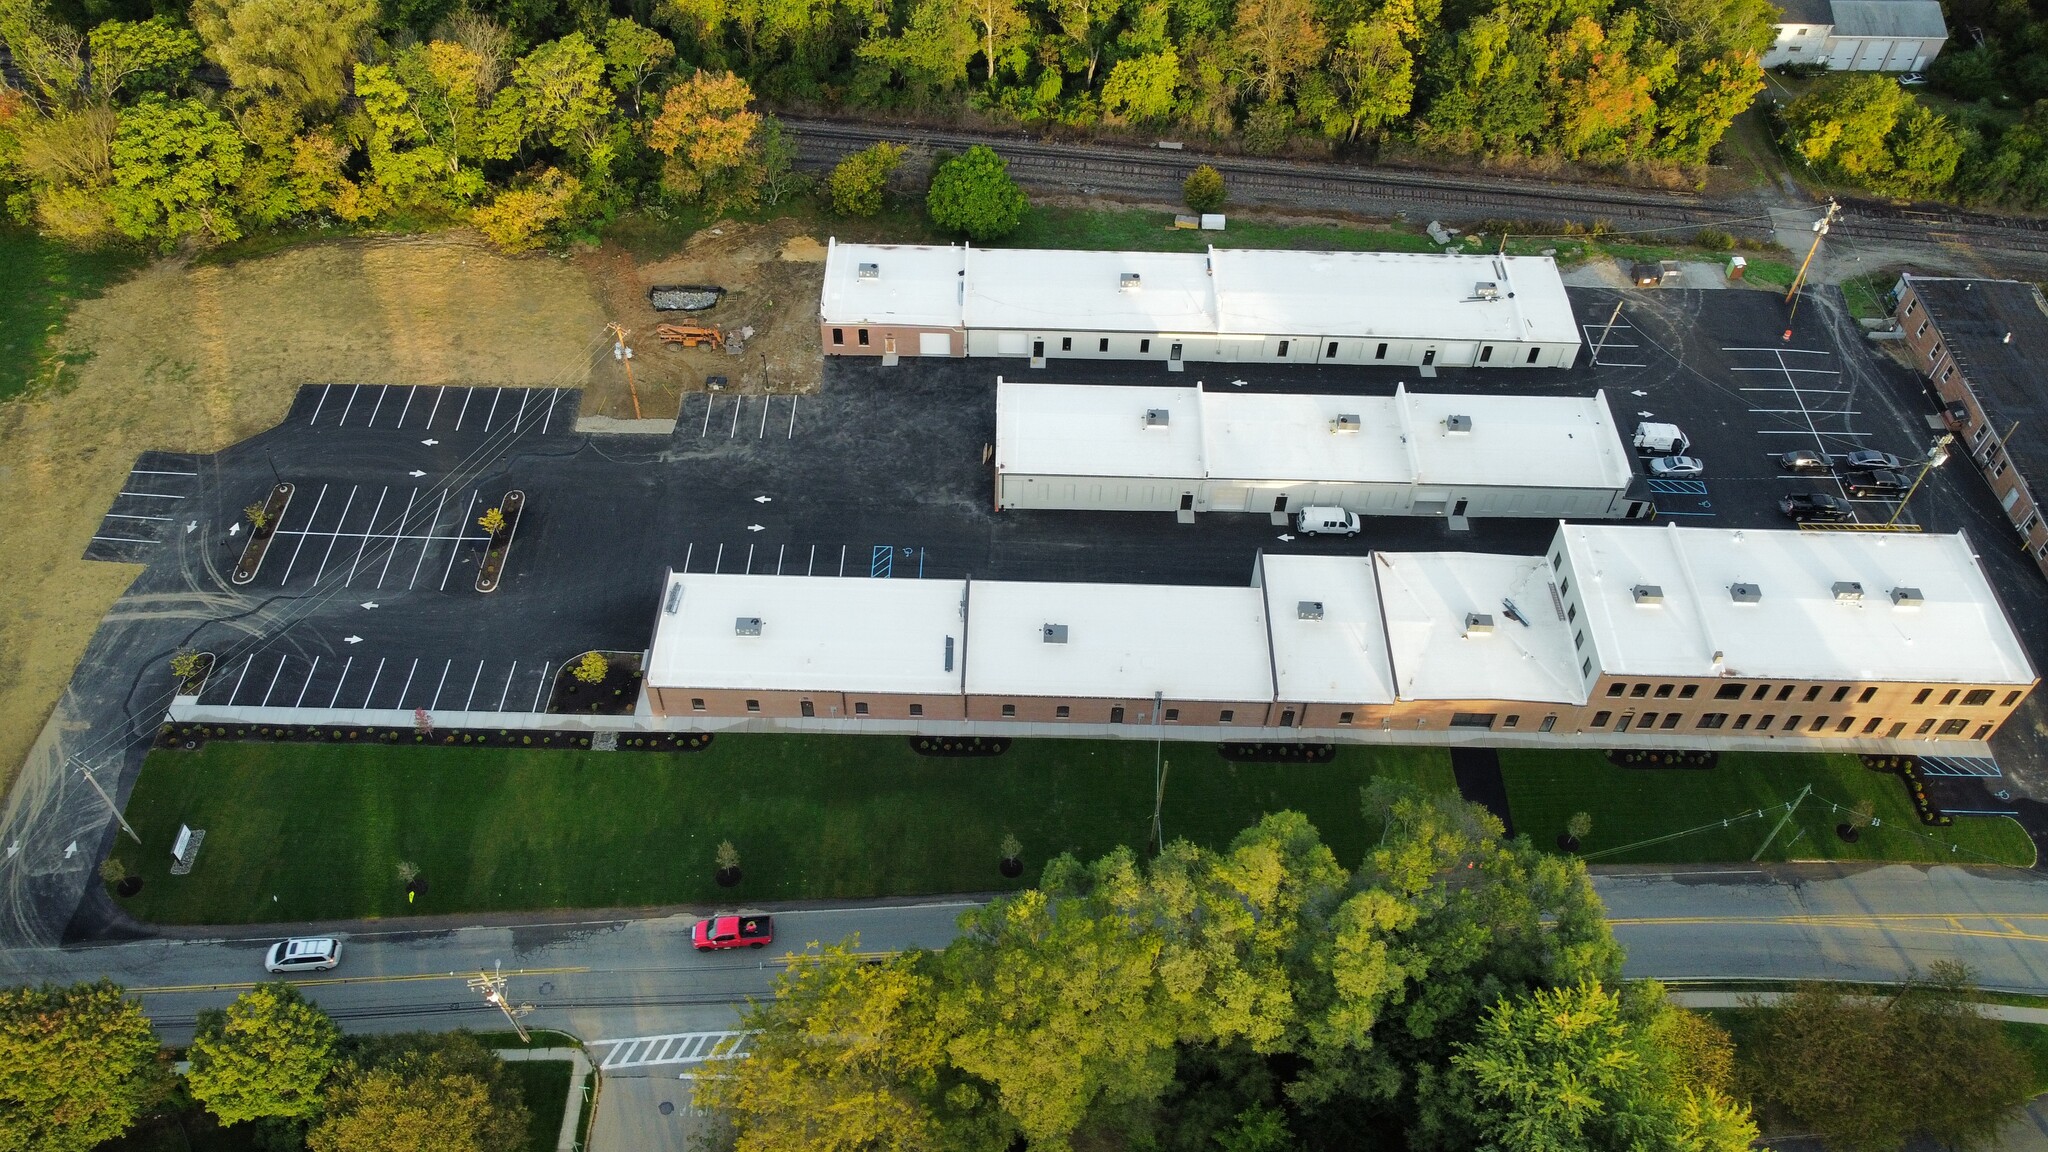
1886,433,1955,528
468,960,533,1043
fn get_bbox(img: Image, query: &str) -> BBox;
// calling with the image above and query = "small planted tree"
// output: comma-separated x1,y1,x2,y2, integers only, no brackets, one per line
394,861,419,886
1839,797,1877,842
999,832,1024,878
1561,810,1592,852
244,502,270,532
99,857,128,887
573,651,609,684
715,839,742,886
1183,164,1226,213
478,507,506,535
827,142,907,217
169,649,205,687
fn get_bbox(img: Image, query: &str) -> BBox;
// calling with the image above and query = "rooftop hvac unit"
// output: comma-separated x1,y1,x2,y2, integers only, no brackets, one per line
1042,623,1069,644
1464,612,1495,635
1330,414,1362,434
1474,281,1501,300
1729,584,1762,604
857,262,879,280
1631,584,1664,605
1445,414,1473,435
1143,408,1170,429
1119,272,1142,291
1891,586,1925,607
664,582,683,614
1831,581,1865,602
1298,600,1324,621
945,636,955,671
735,616,763,636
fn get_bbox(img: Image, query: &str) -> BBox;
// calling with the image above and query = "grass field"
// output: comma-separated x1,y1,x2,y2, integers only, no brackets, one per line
0,228,138,404
111,736,1454,924
1500,750,2035,866
506,1060,573,1152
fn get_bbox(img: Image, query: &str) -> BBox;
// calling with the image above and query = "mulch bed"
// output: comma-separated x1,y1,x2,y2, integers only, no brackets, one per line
231,483,293,585
475,489,523,593
910,736,1011,757
1606,749,1718,769
156,722,712,754
1218,743,1336,764
548,651,644,715
174,652,215,697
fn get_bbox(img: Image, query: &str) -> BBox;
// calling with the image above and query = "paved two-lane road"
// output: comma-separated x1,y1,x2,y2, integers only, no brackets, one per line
2,865,2043,1049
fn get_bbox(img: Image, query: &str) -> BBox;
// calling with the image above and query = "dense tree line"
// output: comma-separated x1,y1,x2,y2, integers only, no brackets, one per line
0,0,1782,254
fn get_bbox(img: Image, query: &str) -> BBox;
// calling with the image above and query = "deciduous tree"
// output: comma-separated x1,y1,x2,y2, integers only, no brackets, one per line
190,0,379,113
471,166,579,250
308,1033,528,1152
0,980,170,1152
827,140,906,215
86,17,202,99
187,981,342,1125
1099,48,1177,121
644,68,759,210
106,96,244,247
925,143,1025,239
600,17,674,115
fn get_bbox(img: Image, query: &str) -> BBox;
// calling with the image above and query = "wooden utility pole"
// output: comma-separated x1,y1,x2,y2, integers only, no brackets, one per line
78,765,142,844
1783,199,1839,340
608,323,642,420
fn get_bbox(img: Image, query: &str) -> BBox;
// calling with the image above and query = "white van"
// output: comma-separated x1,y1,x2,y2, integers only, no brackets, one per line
1633,422,1690,455
1295,506,1360,537
265,937,342,973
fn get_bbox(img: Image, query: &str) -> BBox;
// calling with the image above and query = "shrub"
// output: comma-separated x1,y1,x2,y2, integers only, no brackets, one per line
1183,164,1225,213
926,145,1027,241
827,142,907,216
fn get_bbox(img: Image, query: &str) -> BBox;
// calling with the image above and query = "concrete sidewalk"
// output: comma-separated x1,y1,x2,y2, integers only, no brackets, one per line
1668,990,2048,1023
497,1048,593,1152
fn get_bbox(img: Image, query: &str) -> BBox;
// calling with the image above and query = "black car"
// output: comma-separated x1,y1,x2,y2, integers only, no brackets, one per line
1779,493,1854,522
1778,450,1830,473
1843,469,1906,498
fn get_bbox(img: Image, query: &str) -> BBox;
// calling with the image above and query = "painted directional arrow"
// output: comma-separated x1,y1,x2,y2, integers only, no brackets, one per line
409,470,427,478
421,438,440,446
228,522,242,537
185,521,198,534
361,601,379,610
1631,389,1648,397
343,635,364,644
1277,533,1295,542
746,524,766,532
63,840,78,859
753,495,773,503
1637,411,1655,418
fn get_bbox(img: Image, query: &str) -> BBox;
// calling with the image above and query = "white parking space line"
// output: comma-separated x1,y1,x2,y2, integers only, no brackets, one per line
229,654,255,704
277,484,330,585
729,396,742,439
363,658,386,707
758,397,770,439
462,660,485,709
346,487,389,585
104,512,172,521
311,384,333,424
261,655,288,706
429,659,453,709
788,396,798,439
496,662,518,711
410,490,450,590
513,389,530,431
485,388,502,431
380,489,418,587
455,387,475,431
294,657,320,708
541,388,561,434
1740,386,1851,394
1730,366,1839,375
328,657,354,708
395,385,419,429
130,469,199,476
119,491,185,499
426,386,448,429
397,658,420,707
530,663,551,711
311,485,360,584
338,384,362,426
366,385,389,427
440,491,480,590
701,395,715,437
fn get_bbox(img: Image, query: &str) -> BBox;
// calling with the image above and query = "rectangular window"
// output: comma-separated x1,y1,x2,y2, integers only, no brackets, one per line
1568,603,1578,623
1574,630,1585,651
1340,711,1355,724
1976,723,1992,740
1836,716,1854,732
801,700,814,717
691,698,706,711
1164,708,1180,722
1932,341,1943,359
909,703,923,716
1001,704,1016,717
1327,341,1340,358
1905,297,1916,317
1591,710,1612,727
1503,715,1520,728
1717,684,1744,700
1527,347,1541,364
1942,689,1960,705
1939,718,1968,736
1480,345,1494,363
832,328,844,346
1810,715,1828,732
1914,688,1932,704
1862,716,1883,734
1640,712,1658,728
1917,718,1936,734
1784,715,1800,731
1758,715,1775,731
1831,685,1851,703
1858,686,1877,704
854,702,869,715
1091,338,1105,352
1660,712,1681,729
1734,714,1751,730
1655,684,1674,699
1679,685,1698,700
1942,366,1954,382
1889,722,1906,738
1219,709,1234,724
1560,577,1570,595
1552,552,1563,571
2005,691,2023,707
1915,319,1929,338
1777,684,1796,701
1140,339,1151,353
1375,342,1388,360
1607,683,1627,697
1110,706,1126,723
1963,689,1994,706
1631,684,1650,698
1056,705,1070,718
1581,658,1592,678
1697,713,1727,729
1277,339,1290,357
857,328,869,346
1804,685,1823,702
1754,684,1772,701
746,699,761,712
1061,337,1072,351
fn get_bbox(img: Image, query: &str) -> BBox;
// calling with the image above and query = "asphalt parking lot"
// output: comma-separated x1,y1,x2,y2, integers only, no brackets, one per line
78,286,2048,792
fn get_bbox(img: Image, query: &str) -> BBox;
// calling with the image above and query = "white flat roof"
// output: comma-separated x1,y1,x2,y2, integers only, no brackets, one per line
819,240,964,328
964,580,1275,702
1259,555,1397,704
995,380,1204,480
822,242,1581,346
998,380,1633,491
646,573,966,695
1374,551,1587,704
1560,524,2036,685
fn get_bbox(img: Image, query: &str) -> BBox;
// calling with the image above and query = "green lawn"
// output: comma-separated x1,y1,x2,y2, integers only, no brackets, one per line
0,227,139,403
1500,750,2035,866
112,736,1453,924
1838,271,1895,320
506,1060,573,1152
1008,205,1444,254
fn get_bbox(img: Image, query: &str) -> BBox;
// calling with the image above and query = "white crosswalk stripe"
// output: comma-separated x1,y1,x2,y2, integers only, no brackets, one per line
587,1030,754,1070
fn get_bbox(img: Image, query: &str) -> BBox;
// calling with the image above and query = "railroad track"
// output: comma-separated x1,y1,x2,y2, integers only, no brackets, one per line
784,117,1769,239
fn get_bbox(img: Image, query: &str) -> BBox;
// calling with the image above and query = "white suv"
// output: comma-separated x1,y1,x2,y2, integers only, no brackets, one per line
265,937,342,973
1296,506,1361,537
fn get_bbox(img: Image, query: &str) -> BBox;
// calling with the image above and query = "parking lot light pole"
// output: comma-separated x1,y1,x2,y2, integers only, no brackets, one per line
1886,433,1955,528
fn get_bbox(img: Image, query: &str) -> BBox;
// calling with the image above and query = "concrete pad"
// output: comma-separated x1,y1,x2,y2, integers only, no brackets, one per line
590,1070,700,1152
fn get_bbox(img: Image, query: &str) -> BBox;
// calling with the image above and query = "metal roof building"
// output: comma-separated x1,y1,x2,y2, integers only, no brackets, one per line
819,240,1583,370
